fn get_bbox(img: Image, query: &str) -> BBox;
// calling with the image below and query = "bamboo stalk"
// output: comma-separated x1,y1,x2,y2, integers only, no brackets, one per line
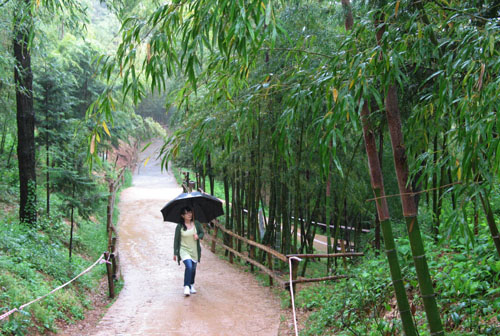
479,192,500,257
385,85,444,335
361,102,417,336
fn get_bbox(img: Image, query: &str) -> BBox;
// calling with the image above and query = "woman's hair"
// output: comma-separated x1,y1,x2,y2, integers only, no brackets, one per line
180,206,193,230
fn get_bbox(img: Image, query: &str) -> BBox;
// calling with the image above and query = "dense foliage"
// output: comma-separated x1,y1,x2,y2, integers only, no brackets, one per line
1,0,498,335
92,0,499,335
0,0,164,334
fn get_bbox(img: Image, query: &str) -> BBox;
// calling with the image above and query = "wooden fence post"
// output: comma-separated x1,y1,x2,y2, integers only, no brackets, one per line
340,240,348,270
267,252,273,286
104,252,115,298
229,236,234,264
211,225,218,253
111,237,118,280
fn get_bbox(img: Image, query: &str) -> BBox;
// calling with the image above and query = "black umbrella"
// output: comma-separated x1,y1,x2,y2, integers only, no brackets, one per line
161,191,224,223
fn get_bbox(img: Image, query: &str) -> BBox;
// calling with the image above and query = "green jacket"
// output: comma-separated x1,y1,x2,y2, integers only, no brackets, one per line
174,220,204,265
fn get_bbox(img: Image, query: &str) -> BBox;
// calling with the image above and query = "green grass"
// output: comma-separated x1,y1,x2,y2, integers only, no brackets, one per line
0,166,132,335
0,215,107,335
294,236,500,336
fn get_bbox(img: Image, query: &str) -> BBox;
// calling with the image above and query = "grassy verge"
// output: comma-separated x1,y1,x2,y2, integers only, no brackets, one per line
0,168,132,335
293,237,500,336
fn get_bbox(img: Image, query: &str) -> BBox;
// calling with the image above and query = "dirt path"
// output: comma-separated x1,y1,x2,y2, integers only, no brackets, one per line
89,140,281,336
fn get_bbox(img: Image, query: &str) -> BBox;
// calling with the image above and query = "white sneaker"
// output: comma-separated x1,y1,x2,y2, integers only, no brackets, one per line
190,285,197,294
184,286,190,296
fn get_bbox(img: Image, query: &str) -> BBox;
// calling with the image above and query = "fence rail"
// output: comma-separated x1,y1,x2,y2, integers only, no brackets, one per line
206,220,363,294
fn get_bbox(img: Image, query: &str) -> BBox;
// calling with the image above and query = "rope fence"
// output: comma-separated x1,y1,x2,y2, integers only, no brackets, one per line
0,253,108,321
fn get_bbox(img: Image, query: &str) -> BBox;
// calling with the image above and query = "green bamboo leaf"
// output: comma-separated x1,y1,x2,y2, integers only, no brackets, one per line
264,1,271,26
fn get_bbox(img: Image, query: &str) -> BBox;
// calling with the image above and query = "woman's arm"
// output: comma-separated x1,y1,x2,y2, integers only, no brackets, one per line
173,224,180,259
195,221,204,239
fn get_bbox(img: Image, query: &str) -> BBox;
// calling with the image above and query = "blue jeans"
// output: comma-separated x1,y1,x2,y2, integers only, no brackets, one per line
183,259,197,287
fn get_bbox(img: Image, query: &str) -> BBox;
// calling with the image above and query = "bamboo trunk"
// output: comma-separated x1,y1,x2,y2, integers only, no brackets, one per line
281,179,290,255
385,86,444,335
479,192,500,257
294,123,305,253
432,134,439,241
46,140,50,216
69,184,75,261
361,102,417,336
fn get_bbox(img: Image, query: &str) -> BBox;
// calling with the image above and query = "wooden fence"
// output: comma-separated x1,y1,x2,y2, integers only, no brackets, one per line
178,172,364,293
104,142,139,298
204,220,363,293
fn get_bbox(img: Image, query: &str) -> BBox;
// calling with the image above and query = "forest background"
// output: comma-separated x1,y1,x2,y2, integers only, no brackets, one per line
0,0,165,334
1,0,500,336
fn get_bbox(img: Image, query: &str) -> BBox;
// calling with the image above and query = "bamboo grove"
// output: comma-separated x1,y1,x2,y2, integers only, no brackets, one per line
90,0,500,335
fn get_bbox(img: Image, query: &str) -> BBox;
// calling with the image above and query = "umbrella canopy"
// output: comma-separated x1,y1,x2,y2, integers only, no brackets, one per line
161,191,224,223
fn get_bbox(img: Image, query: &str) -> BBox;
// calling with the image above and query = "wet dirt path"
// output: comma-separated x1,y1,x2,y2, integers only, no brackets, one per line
91,140,281,336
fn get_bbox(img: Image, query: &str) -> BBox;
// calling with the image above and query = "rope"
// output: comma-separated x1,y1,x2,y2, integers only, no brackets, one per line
288,256,302,336
365,181,463,202
0,253,106,321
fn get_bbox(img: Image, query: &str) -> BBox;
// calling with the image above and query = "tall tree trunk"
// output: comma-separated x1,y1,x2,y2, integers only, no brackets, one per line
479,191,500,257
374,127,384,252
361,102,417,336
69,184,75,260
385,85,444,335
341,0,353,31
14,0,36,225
325,164,333,270
473,196,479,236
248,142,256,270
281,177,290,255
45,94,50,216
432,134,439,241
256,107,263,242
265,167,277,247
223,164,233,262
46,141,50,216
0,109,8,155
208,153,214,195
7,138,16,167
236,167,243,252
274,160,282,258
294,122,304,253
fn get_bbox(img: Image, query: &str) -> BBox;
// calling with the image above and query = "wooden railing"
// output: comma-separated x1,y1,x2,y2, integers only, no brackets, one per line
104,141,139,298
204,220,364,293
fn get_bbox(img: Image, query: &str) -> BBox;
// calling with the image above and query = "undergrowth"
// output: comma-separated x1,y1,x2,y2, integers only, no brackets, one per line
171,165,499,335
0,165,132,335
294,236,500,336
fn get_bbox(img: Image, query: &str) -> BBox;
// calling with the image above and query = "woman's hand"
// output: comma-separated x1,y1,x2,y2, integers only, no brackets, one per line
194,233,199,240
173,255,177,261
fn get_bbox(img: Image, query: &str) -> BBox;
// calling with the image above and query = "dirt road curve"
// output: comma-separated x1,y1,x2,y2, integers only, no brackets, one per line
90,140,281,336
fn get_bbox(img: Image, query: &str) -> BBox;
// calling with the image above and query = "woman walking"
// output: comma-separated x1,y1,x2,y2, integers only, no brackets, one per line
173,206,204,296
